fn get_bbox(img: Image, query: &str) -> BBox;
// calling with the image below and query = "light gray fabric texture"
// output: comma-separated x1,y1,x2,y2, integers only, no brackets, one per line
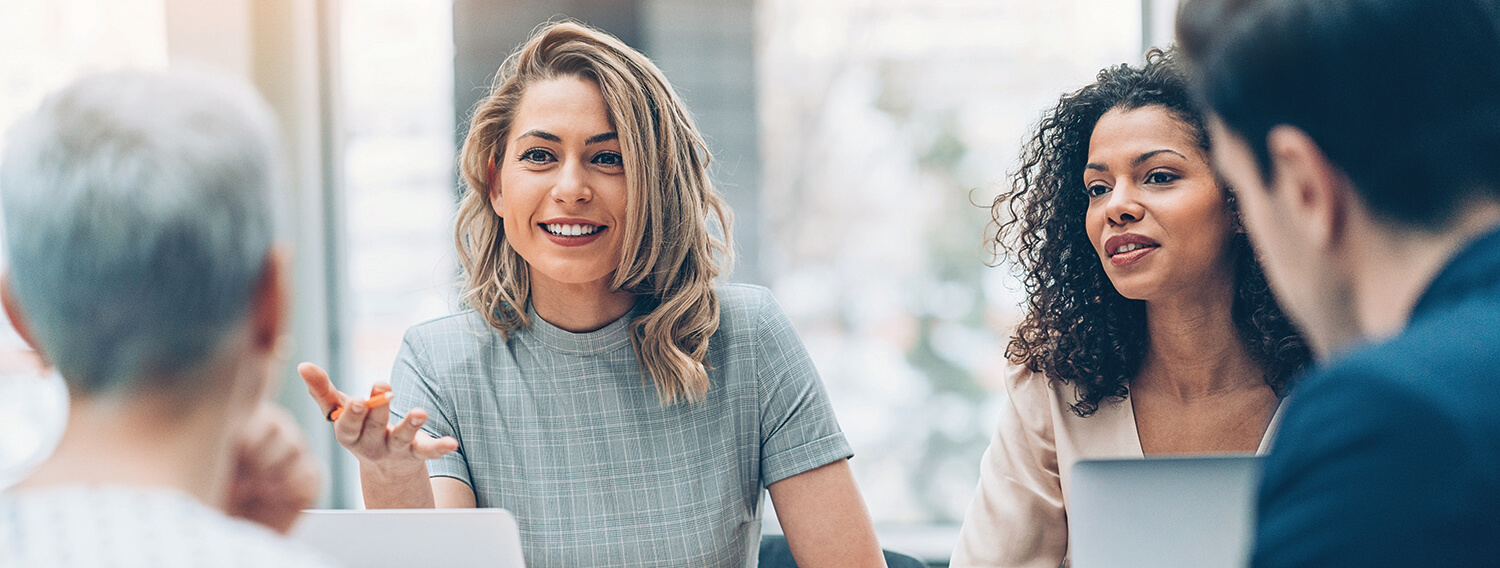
0,486,337,568
389,284,853,568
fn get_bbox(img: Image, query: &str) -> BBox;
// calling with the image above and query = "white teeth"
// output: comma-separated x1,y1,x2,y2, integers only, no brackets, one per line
545,223,600,236
1113,243,1152,255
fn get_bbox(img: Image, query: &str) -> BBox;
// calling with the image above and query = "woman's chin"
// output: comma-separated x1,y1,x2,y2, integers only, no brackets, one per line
527,262,620,289
1105,276,1160,302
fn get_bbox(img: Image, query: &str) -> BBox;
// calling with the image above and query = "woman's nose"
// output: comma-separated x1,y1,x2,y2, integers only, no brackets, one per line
550,159,592,203
1105,183,1145,225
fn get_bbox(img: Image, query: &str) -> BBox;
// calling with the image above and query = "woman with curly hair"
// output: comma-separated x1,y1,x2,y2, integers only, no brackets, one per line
951,49,1311,567
297,21,885,567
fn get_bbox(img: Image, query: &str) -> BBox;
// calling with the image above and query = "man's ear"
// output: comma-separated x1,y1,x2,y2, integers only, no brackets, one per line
1266,125,1353,251
0,273,43,360
250,246,291,356
487,154,504,218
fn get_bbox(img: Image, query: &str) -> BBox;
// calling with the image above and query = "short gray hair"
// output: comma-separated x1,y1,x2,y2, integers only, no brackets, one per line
0,69,282,395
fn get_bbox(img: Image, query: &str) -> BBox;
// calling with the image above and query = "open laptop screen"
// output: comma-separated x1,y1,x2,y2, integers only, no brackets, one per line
292,508,527,568
1068,455,1262,568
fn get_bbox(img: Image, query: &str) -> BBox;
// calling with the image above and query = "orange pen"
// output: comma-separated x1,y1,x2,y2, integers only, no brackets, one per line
327,391,391,422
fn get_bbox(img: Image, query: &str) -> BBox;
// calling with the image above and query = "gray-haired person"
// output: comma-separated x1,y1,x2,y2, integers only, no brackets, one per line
0,70,335,567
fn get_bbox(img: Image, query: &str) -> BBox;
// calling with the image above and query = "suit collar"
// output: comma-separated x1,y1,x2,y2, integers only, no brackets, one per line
1410,226,1500,322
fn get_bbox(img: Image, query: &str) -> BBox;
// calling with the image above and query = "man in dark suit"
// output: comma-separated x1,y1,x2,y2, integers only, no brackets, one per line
1176,0,1500,566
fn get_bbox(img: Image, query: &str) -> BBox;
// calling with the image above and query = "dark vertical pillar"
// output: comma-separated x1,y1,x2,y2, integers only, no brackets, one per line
640,0,762,284
1142,0,1154,54
452,0,642,151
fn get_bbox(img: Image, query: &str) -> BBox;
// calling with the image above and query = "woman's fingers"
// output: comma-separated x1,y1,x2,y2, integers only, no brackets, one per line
359,391,392,441
413,434,460,460
298,362,347,419
389,409,424,451
331,398,369,448
391,408,457,460
309,373,439,468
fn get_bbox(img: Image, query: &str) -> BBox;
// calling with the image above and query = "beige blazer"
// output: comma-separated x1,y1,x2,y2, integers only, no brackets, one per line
950,363,1282,568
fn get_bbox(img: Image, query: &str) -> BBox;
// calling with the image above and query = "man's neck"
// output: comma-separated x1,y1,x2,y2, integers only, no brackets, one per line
16,390,239,509
1350,202,1500,344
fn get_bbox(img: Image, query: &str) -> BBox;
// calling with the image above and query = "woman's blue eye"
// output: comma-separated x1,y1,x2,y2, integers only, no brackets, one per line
520,149,553,163
1146,171,1178,184
1086,184,1111,197
593,152,623,167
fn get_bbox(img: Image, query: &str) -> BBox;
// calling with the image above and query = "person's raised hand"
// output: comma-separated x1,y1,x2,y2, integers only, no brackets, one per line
297,362,458,479
226,401,321,534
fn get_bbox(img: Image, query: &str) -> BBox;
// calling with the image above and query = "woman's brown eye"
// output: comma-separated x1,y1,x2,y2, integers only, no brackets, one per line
521,149,553,163
594,152,623,167
1086,184,1110,197
1147,171,1179,184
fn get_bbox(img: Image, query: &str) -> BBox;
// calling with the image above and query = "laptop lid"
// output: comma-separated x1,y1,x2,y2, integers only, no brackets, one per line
291,508,527,568
1068,455,1262,568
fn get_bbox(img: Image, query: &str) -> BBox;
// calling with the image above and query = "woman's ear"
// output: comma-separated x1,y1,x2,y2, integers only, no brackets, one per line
487,154,504,218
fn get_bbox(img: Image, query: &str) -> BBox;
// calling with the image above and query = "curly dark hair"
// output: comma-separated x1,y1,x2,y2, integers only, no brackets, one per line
994,48,1311,417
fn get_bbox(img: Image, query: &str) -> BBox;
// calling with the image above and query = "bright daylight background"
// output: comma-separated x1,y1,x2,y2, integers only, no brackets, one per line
0,0,1179,562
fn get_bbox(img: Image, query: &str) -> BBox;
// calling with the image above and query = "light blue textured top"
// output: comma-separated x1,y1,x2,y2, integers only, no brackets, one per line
390,284,853,568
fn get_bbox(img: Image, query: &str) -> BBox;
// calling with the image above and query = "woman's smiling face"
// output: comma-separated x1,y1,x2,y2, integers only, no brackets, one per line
1083,105,1236,302
491,75,630,289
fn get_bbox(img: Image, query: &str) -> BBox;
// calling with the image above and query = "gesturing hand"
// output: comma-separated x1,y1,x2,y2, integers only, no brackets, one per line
298,362,459,478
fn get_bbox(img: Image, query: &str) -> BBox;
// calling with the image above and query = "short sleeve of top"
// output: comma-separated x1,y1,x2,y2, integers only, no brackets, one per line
386,284,851,568
752,289,854,485
387,330,470,486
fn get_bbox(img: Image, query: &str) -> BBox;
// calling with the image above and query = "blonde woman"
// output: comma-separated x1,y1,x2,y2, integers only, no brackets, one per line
299,22,885,568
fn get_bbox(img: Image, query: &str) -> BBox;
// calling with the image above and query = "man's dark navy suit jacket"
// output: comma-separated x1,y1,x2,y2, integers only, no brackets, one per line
1253,228,1500,567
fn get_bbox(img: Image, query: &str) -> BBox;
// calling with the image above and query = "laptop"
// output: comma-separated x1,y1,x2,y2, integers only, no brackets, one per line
291,508,527,568
1067,455,1262,568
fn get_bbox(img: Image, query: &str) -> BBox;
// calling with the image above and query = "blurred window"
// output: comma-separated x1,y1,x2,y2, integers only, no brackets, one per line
757,0,1146,539
335,0,459,506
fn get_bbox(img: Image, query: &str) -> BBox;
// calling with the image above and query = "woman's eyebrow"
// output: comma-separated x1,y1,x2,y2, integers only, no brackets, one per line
515,129,561,143
1132,148,1188,167
586,132,618,145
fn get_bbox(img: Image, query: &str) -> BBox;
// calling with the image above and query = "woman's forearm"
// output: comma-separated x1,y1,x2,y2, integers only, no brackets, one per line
359,461,437,509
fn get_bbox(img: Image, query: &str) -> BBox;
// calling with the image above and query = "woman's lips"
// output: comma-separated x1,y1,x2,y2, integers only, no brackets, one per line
540,224,607,247
1109,245,1158,267
1104,234,1160,268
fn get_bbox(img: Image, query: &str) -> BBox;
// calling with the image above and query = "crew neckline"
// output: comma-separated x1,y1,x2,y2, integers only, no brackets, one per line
524,300,645,354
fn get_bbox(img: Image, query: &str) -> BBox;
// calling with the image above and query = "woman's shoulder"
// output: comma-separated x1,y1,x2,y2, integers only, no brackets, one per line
1003,360,1062,398
710,283,783,336
1001,360,1078,423
713,283,776,315
400,310,500,350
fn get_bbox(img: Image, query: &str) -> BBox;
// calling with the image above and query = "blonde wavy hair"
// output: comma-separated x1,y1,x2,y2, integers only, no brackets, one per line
455,21,732,404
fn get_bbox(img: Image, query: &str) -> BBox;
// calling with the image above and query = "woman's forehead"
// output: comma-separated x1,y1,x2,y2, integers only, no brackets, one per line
1087,106,1207,166
509,76,615,140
